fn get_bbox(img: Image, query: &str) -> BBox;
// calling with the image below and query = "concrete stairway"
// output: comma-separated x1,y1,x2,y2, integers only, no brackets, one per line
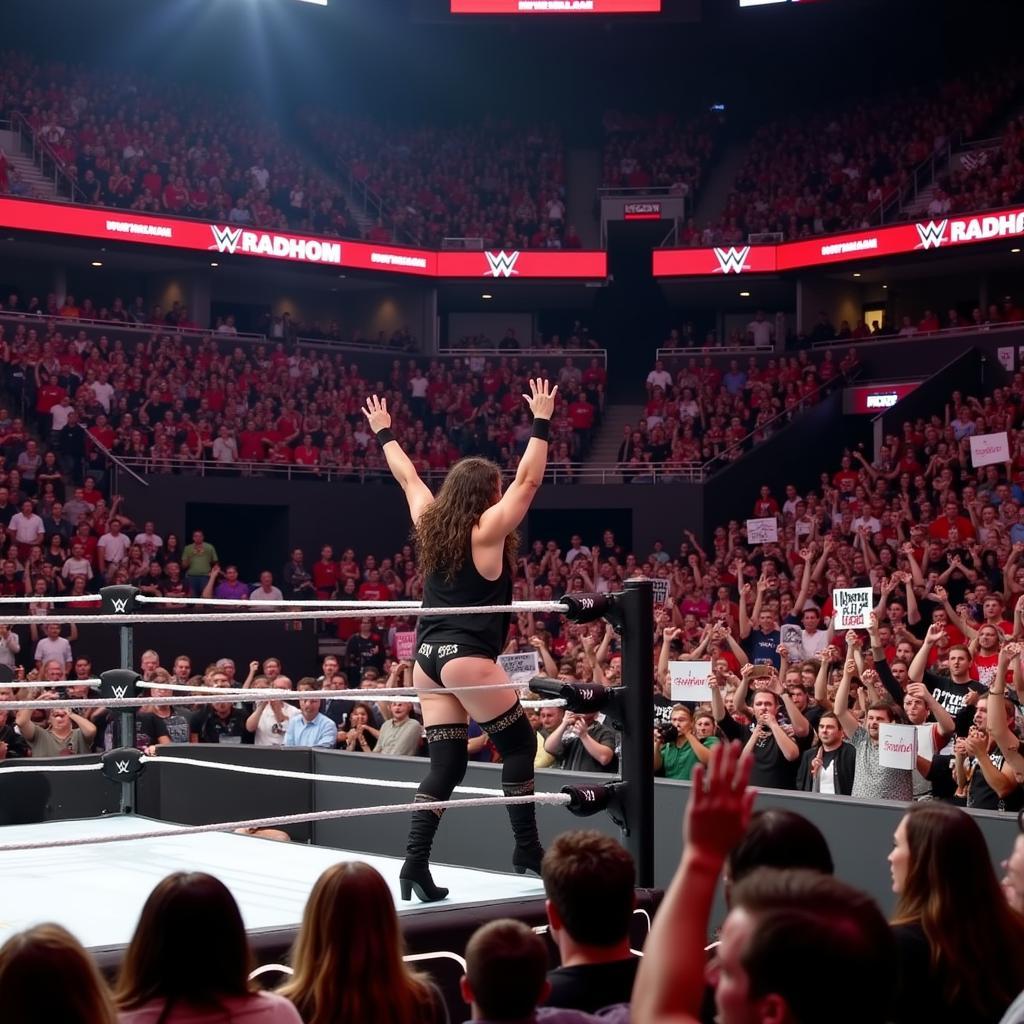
0,130,64,201
691,141,749,231
585,402,646,472
901,182,941,220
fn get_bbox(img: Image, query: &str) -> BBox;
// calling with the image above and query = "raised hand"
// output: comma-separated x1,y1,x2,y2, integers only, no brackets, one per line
684,741,755,859
361,394,391,433
522,378,558,420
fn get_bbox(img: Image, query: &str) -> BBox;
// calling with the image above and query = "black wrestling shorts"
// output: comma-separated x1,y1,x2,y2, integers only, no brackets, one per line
414,640,495,686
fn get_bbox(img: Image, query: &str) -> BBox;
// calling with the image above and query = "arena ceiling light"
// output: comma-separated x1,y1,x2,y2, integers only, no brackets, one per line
739,290,751,297
853,272,861,277
90,261,103,267
481,293,493,300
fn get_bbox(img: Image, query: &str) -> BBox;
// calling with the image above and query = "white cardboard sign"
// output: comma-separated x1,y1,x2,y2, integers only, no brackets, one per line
915,724,934,762
498,651,540,687
833,588,873,629
746,518,778,544
651,577,670,606
669,660,714,702
878,723,917,770
970,431,1010,468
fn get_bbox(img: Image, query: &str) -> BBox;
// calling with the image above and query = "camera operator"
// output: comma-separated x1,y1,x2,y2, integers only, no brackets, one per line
654,705,719,781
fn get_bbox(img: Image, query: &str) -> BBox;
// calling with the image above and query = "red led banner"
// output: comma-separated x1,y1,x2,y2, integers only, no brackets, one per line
653,206,1024,277
0,196,605,281
452,0,660,12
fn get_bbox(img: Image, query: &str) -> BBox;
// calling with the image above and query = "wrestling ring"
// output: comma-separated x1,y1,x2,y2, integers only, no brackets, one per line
0,581,658,1012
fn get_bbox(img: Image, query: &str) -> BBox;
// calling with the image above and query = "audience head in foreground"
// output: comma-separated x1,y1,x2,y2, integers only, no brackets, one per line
279,860,444,1024
462,918,551,1023
0,922,117,1024
724,807,834,900
115,870,300,1022
889,802,1024,1024
541,829,638,1010
716,868,894,1024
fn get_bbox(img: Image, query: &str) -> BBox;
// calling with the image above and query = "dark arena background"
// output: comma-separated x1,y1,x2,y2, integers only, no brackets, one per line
3,1,1024,1022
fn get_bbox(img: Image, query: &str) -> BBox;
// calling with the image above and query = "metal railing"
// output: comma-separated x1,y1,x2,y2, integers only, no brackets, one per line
809,317,1024,350
888,138,953,221
87,430,149,491
8,112,85,202
111,454,705,485
440,346,608,367
655,345,766,360
0,310,267,345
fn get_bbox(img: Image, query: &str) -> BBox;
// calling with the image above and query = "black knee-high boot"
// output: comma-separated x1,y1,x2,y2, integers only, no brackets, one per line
400,723,468,903
480,702,544,876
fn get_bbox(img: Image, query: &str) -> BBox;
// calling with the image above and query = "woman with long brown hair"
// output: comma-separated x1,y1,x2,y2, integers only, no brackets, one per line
278,861,446,1024
116,872,301,1022
888,802,1024,1023
0,923,117,1024
363,378,556,902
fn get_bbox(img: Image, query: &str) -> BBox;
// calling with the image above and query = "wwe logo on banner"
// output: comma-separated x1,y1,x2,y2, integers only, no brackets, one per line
115,759,131,775
111,597,129,614
209,225,243,254
484,250,521,277
713,246,751,274
915,220,948,250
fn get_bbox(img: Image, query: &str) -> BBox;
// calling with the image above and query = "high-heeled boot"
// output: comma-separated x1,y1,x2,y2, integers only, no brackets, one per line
506,779,545,876
399,800,449,903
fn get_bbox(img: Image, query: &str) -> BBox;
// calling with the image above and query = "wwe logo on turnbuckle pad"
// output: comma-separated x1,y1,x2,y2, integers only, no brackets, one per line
109,685,129,699
110,597,129,614
114,759,131,775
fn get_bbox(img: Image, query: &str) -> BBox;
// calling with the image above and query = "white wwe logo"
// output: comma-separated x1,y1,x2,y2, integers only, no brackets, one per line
110,685,129,699
915,220,948,250
110,597,129,614
114,759,131,775
209,224,243,254
484,250,521,278
713,246,750,274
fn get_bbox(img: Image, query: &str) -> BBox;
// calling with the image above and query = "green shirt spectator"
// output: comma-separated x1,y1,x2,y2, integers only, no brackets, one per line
182,532,218,577
181,530,218,597
655,706,719,781
660,733,720,781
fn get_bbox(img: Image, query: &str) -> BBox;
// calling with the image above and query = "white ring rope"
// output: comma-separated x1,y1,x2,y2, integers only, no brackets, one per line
0,594,101,605
0,760,103,774
0,683,569,711
0,601,569,626
0,792,572,854
135,595,423,609
0,679,103,690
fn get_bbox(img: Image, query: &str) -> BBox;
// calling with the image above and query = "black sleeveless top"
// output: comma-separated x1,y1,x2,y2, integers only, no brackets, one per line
417,542,512,660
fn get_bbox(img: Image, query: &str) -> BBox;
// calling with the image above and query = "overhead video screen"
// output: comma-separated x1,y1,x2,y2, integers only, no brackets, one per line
452,1,661,14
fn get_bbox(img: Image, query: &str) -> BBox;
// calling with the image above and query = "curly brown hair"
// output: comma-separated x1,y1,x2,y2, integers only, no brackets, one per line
416,457,518,580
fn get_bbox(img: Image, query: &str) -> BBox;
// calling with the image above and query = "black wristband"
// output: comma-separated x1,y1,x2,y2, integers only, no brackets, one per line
531,418,551,442
375,428,396,446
